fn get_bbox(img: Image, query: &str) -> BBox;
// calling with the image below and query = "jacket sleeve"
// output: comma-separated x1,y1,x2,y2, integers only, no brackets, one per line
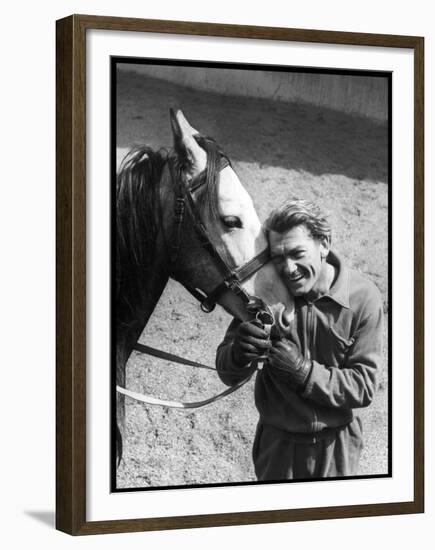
216,319,256,386
301,289,384,409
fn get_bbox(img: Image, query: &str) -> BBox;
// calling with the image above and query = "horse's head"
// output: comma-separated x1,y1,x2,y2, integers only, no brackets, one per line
163,109,294,330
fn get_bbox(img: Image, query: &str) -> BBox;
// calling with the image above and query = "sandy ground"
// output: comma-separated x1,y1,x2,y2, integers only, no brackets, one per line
115,69,389,488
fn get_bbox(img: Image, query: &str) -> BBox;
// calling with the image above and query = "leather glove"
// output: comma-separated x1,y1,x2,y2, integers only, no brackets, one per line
268,338,312,389
232,321,271,367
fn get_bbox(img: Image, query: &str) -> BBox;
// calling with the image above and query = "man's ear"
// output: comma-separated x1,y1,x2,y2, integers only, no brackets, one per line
319,236,331,259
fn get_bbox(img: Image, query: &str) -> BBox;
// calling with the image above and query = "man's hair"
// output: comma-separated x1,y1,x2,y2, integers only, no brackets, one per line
264,199,332,242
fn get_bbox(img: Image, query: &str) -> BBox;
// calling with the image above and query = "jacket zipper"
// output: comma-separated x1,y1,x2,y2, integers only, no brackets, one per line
306,301,313,362
306,301,318,431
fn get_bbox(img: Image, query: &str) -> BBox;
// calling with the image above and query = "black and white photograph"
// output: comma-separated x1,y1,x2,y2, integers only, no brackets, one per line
113,60,391,491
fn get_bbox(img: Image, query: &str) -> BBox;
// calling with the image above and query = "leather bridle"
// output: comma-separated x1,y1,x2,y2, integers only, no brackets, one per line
116,154,274,409
168,155,273,316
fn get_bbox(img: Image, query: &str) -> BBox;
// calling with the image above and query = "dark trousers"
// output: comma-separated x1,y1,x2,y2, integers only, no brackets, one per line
253,417,364,480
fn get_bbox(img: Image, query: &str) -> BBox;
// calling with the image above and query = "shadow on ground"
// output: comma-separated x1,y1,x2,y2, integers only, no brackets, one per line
116,70,389,183
24,510,55,528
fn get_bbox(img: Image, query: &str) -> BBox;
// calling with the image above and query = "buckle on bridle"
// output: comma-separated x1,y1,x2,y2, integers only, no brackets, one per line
255,309,274,326
200,297,216,313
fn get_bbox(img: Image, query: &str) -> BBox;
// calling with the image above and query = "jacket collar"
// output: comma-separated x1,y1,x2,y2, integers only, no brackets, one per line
322,250,350,308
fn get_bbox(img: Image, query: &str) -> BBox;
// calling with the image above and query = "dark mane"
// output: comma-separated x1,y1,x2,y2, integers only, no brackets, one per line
115,136,229,324
116,146,167,322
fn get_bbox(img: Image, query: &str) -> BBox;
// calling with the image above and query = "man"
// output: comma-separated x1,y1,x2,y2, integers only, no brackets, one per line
216,199,384,480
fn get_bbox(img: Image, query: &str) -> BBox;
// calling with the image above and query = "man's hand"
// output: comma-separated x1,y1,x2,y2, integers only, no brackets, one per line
268,338,312,389
232,321,271,367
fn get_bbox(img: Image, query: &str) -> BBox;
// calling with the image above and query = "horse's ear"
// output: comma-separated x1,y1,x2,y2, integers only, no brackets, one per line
169,108,206,178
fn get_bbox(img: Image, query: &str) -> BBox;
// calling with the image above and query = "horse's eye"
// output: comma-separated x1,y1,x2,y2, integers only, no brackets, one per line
221,216,242,229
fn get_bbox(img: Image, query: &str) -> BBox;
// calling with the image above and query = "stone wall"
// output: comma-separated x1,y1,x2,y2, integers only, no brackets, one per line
118,64,388,121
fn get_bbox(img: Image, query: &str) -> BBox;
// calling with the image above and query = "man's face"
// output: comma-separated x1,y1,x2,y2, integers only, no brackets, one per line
269,225,329,297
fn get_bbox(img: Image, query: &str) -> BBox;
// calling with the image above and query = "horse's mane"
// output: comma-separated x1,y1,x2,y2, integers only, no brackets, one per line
116,146,166,322
115,135,227,324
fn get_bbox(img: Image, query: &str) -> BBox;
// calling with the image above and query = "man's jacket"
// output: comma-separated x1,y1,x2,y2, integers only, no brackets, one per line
216,251,384,433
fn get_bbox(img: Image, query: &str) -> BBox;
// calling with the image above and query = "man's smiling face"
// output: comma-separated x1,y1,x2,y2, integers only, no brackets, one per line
269,224,330,297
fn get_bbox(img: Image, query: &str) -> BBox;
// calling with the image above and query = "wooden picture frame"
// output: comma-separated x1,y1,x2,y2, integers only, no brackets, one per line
56,14,424,535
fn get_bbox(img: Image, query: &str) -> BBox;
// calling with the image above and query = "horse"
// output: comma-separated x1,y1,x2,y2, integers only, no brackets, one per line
115,108,294,465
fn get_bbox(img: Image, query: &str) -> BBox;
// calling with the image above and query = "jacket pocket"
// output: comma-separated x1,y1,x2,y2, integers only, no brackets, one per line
329,325,355,354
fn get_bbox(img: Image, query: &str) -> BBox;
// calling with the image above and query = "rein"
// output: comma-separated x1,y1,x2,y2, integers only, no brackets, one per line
116,376,255,410
116,151,274,409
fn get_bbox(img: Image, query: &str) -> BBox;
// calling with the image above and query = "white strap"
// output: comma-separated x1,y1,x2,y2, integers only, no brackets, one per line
116,365,260,409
